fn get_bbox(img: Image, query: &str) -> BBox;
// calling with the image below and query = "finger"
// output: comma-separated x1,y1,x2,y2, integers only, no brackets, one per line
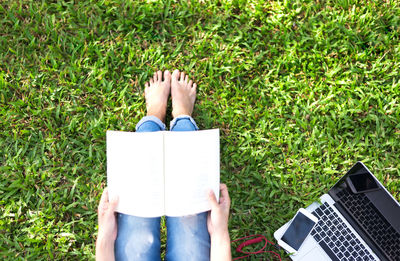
98,188,109,212
180,72,185,81
100,188,109,204
184,75,189,83
193,83,197,91
188,80,193,87
153,72,157,82
207,189,219,210
145,82,149,88
108,195,119,213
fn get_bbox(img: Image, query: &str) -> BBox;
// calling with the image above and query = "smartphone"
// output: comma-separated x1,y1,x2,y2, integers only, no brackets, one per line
277,208,318,254
346,171,381,194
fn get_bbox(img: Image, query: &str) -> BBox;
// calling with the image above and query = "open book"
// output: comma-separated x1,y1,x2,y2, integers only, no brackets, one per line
106,129,220,217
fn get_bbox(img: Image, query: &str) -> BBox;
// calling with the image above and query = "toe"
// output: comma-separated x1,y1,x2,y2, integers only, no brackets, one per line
193,83,197,91
149,78,154,85
157,71,162,82
164,70,171,82
188,80,193,87
153,72,157,82
180,72,185,82
185,75,189,83
172,69,180,81
145,82,149,88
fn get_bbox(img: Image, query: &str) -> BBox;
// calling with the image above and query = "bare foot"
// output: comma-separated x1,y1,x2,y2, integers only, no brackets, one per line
145,70,171,122
171,70,197,118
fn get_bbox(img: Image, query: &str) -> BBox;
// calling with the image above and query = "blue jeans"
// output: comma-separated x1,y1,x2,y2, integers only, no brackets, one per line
114,115,210,261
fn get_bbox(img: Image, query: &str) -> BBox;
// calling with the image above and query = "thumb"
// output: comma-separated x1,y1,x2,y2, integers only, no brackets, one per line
207,189,219,210
108,195,119,213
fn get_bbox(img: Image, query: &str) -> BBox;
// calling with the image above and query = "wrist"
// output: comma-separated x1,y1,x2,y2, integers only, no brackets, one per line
96,234,114,250
211,230,230,245
96,236,115,261
210,231,232,261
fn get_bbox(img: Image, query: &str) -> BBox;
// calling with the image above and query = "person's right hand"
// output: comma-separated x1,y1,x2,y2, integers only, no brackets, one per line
207,184,232,261
207,183,231,236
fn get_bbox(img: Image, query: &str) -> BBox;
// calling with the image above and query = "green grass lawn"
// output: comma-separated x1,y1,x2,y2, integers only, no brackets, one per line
1,0,400,259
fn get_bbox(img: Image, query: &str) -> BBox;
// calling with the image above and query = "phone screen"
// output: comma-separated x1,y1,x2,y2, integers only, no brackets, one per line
348,172,379,192
281,212,316,251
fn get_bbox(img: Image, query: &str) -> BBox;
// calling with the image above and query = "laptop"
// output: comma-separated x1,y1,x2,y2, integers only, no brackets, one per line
274,162,400,261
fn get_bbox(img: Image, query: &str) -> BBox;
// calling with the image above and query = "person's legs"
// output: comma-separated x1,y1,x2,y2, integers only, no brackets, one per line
166,213,210,261
115,215,161,261
114,70,171,261
165,70,210,261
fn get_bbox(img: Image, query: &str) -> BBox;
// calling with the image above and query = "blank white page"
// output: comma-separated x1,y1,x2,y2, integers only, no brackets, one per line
164,129,220,217
107,130,165,217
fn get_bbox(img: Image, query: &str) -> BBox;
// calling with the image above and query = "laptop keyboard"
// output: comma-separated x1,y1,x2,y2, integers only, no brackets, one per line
311,203,376,261
337,189,400,261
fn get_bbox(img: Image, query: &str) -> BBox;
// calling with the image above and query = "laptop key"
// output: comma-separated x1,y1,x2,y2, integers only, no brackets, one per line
319,240,340,261
313,233,322,242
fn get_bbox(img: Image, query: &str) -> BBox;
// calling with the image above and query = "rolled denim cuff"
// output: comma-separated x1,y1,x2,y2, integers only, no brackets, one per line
170,115,199,130
136,115,166,131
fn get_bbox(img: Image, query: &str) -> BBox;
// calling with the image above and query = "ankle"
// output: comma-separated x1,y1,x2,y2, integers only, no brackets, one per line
172,110,191,119
147,111,165,123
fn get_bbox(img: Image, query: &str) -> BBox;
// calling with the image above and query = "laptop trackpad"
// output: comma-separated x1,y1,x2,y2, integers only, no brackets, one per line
292,236,329,261
299,247,329,261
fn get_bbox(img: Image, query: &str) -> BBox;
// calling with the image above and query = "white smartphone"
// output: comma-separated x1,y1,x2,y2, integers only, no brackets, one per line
277,208,318,255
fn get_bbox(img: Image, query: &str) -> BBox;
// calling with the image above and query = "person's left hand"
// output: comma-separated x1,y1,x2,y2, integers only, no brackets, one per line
97,187,119,243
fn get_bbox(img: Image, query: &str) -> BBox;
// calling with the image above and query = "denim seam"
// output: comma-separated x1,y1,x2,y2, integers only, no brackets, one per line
135,115,166,131
170,115,199,130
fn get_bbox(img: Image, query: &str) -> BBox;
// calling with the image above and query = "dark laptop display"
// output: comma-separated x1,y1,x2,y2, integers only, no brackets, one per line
329,162,400,261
